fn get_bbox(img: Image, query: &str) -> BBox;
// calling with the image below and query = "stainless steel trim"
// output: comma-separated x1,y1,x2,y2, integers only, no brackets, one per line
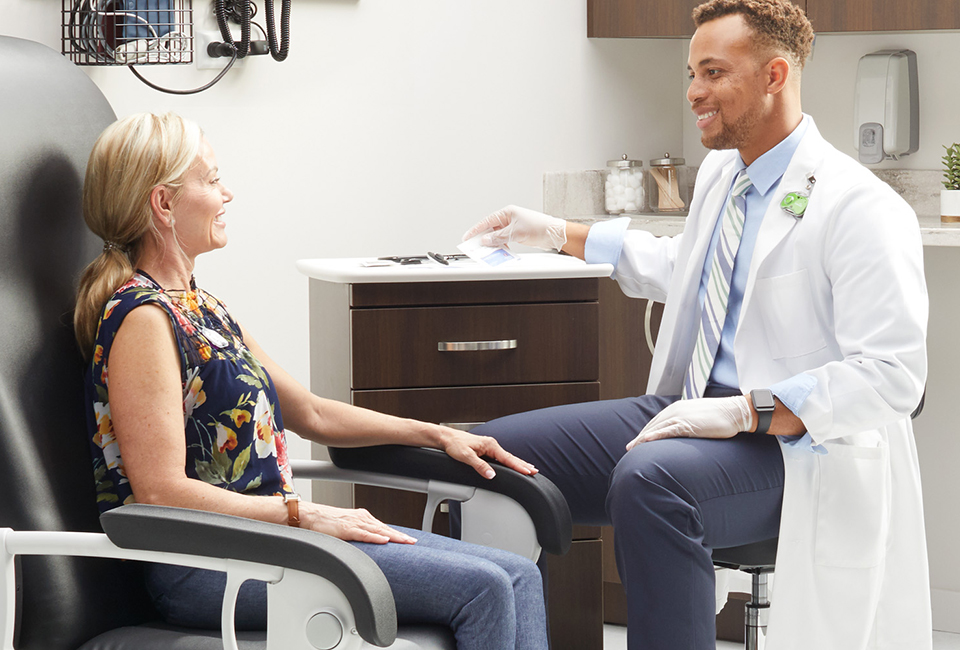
644,302,656,356
439,422,486,432
438,339,518,352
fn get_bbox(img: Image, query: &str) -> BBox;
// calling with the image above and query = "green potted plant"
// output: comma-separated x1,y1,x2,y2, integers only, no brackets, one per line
941,143,960,223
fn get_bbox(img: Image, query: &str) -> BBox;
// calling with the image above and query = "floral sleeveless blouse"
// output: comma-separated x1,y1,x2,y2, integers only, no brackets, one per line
85,271,295,512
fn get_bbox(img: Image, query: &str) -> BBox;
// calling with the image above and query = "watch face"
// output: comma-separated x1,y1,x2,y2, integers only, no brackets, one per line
752,389,776,410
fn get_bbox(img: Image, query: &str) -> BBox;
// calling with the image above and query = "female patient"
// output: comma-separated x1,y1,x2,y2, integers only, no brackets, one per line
76,111,548,650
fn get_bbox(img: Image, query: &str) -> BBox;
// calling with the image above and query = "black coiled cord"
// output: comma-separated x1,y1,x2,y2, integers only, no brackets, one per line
215,0,251,58
263,0,291,61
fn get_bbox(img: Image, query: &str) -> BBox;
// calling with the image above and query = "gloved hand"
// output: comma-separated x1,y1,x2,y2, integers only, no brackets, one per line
462,205,567,251
626,396,754,449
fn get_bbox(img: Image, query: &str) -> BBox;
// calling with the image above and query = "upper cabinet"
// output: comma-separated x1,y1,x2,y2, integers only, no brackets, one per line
806,0,960,32
587,0,707,38
587,0,804,38
588,0,960,38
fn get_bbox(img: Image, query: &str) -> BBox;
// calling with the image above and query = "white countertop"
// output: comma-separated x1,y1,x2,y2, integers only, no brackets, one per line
916,214,960,247
299,215,960,285
569,213,960,247
296,253,615,284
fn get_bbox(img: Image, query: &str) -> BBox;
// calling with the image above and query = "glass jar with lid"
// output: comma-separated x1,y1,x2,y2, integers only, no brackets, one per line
645,153,689,213
603,154,644,214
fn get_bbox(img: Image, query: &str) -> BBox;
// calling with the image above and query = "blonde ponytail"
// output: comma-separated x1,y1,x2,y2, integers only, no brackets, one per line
75,249,135,356
74,112,203,358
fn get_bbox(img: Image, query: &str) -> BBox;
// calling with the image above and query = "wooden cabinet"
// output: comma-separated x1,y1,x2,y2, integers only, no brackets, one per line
306,269,669,648
589,0,958,38
596,279,664,626
588,0,706,38
307,274,620,650
806,0,960,32
587,0,804,38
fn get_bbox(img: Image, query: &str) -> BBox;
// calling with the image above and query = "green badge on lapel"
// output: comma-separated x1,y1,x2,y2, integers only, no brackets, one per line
780,191,809,218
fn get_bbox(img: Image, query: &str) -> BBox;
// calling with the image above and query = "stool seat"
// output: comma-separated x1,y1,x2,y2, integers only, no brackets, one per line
712,537,778,573
712,537,778,650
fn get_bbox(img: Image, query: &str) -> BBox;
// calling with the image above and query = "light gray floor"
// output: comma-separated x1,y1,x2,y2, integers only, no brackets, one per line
602,624,960,649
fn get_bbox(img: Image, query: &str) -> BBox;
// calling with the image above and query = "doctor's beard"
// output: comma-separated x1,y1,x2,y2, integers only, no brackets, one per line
701,102,764,152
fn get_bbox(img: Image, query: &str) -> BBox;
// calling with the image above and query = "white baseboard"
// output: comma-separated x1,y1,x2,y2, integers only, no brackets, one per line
933,589,960,633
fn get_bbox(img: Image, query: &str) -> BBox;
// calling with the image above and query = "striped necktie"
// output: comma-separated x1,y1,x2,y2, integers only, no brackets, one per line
683,170,752,400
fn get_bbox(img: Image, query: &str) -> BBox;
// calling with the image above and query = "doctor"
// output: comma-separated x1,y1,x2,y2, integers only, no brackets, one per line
463,0,931,648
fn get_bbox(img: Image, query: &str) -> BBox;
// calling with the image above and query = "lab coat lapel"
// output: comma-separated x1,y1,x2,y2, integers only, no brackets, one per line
740,126,826,322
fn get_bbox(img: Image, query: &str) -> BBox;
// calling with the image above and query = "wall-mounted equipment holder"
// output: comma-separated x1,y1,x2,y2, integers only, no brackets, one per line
62,0,194,66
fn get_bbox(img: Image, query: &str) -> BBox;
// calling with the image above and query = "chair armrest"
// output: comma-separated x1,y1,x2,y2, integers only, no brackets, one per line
325,445,572,556
100,504,396,647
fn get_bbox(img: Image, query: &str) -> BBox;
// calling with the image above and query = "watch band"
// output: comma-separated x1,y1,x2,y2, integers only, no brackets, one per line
750,388,776,435
283,492,301,528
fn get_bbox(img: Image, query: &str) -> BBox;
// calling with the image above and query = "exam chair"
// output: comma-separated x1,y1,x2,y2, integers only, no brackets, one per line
0,34,570,650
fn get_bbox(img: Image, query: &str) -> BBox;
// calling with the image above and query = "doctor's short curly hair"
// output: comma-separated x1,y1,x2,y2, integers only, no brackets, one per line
693,0,814,71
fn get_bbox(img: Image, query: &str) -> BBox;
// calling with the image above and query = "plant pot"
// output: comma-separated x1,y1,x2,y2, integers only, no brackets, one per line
941,190,960,223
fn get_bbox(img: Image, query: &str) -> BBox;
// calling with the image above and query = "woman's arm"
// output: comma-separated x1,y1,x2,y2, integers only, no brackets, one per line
108,305,415,544
238,325,537,480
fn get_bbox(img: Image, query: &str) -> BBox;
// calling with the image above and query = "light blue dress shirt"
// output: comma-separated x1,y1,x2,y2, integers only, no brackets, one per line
585,116,819,427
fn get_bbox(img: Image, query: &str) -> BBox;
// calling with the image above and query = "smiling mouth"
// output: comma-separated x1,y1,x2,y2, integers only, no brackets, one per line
696,110,718,122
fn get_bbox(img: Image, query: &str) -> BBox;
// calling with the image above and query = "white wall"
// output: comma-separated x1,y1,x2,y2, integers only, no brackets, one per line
921,247,960,632
1,0,683,493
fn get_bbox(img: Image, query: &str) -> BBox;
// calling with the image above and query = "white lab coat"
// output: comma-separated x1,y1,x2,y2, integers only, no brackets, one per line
611,118,931,650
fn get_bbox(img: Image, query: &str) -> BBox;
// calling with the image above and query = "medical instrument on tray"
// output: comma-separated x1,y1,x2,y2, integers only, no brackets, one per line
377,254,469,266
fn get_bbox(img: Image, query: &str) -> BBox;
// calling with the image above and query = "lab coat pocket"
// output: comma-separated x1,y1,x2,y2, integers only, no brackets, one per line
754,269,827,359
814,442,890,568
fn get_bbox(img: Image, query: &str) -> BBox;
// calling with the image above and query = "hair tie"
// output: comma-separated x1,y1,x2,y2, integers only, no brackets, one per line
103,240,128,253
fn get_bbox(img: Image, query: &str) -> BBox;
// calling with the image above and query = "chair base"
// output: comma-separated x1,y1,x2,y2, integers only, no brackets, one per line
78,622,456,650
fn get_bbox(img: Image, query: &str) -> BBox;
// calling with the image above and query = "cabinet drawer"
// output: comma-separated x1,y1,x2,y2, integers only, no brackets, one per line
351,303,599,389
352,382,601,424
351,278,599,307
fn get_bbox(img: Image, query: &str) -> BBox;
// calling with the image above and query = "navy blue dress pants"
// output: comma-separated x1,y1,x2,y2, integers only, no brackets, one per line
472,391,784,650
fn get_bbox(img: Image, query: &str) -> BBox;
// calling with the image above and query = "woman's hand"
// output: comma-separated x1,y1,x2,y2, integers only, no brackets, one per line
300,501,417,545
436,427,538,479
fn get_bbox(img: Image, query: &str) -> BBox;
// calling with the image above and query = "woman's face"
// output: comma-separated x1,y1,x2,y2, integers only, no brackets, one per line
170,138,234,258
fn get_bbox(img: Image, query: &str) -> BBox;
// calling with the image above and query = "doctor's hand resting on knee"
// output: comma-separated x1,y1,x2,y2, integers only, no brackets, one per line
75,111,547,650
463,2,929,650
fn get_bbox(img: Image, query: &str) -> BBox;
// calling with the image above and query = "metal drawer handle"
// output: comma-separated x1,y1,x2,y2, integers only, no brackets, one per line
438,339,518,352
439,422,486,431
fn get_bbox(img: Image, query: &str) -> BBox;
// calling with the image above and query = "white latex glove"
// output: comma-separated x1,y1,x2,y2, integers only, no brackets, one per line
462,205,567,251
626,396,754,450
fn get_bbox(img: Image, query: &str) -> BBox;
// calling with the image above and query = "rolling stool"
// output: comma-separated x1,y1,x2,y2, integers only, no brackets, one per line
712,537,778,650
713,393,925,650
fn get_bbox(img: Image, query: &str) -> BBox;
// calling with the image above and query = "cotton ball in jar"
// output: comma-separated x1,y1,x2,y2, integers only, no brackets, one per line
604,156,644,214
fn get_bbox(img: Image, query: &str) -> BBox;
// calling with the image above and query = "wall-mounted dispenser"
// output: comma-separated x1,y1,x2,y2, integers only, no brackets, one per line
853,49,919,164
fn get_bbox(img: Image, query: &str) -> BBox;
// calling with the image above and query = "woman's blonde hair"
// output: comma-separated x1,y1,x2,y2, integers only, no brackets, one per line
74,112,203,357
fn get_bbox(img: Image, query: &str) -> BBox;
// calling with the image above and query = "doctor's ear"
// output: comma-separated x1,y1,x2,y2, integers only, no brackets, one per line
150,184,176,228
765,57,791,94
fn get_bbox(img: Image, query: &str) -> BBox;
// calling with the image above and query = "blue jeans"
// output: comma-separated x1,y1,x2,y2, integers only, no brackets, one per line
471,392,784,650
146,525,548,650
